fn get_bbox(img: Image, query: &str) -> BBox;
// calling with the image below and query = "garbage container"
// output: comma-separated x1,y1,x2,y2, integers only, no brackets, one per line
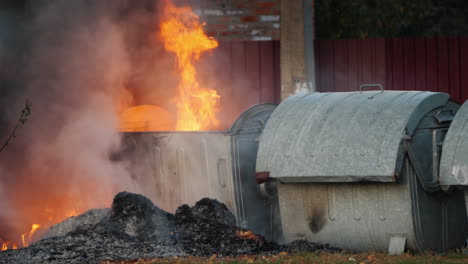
440,100,468,215
120,104,281,241
256,91,467,252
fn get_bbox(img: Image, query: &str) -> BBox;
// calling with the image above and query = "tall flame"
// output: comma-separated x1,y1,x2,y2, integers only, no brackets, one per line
160,1,220,130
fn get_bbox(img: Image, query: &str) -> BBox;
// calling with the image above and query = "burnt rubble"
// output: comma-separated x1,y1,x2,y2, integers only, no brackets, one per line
0,192,338,264
174,198,279,256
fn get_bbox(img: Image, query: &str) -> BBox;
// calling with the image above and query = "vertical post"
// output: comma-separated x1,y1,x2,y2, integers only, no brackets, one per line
280,0,315,101
304,0,316,93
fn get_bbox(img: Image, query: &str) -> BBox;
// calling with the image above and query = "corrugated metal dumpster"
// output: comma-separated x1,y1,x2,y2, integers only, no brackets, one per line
440,100,468,188
120,104,281,241
256,91,468,252
440,100,468,214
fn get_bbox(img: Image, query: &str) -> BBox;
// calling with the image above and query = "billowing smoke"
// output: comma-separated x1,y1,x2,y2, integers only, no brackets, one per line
0,0,176,244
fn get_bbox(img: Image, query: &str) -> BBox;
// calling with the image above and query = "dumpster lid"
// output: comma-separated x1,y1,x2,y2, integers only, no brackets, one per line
229,103,277,134
256,91,450,183
440,100,468,188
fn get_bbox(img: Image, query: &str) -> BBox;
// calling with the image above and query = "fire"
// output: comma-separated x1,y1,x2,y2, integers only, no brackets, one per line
1,224,40,251
120,105,175,132
66,208,77,218
118,1,220,132
160,1,220,131
235,230,261,242
22,224,41,247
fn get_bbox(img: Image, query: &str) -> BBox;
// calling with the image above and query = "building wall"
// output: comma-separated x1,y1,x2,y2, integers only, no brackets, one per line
182,0,280,41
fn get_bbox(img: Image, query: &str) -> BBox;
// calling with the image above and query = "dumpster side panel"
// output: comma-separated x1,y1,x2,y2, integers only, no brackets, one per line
278,156,468,252
277,179,417,251
122,133,236,214
440,100,468,187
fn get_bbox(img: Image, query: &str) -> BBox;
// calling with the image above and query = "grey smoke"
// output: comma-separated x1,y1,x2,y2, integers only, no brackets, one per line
0,0,172,243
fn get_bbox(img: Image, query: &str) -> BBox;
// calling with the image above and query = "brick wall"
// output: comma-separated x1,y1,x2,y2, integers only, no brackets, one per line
175,0,280,41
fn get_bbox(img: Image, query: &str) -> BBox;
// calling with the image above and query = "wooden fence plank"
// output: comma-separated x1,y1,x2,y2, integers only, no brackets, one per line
314,38,323,92
347,39,361,92
391,38,404,91
460,36,468,103
385,39,393,90
448,36,461,102
259,42,275,103
414,37,427,92
245,42,261,107
273,41,281,103
403,38,415,90
361,38,374,85
320,39,335,92
230,41,246,121
425,37,438,94
334,39,349,91
437,37,450,94
374,38,386,89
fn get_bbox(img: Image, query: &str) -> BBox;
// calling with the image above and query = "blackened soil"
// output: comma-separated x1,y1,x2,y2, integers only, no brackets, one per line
0,192,338,264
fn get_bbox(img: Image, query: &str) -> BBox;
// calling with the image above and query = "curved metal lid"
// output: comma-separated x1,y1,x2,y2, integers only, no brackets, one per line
229,103,277,135
256,91,450,183
440,100,468,188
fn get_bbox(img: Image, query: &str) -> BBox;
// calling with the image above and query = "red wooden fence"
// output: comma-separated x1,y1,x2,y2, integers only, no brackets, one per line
202,41,280,129
203,37,467,129
315,37,468,103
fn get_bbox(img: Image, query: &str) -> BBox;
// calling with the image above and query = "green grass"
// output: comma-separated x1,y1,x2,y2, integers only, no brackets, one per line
103,251,468,264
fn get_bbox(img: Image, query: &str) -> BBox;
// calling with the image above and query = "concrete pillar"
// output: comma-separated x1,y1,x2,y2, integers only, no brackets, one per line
280,0,315,101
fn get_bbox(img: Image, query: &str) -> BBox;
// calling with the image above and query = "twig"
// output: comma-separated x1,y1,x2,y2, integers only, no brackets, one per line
0,100,32,153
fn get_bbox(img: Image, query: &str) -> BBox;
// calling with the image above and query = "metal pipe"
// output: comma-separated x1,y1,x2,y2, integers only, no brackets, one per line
303,0,316,92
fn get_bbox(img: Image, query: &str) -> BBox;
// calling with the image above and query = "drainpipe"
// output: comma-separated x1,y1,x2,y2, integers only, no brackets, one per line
303,0,316,93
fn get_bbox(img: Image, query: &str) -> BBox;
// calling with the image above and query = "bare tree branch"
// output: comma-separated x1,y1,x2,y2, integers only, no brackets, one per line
0,100,32,153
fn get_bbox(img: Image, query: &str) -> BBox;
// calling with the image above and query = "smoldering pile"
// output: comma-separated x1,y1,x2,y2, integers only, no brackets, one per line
0,192,338,264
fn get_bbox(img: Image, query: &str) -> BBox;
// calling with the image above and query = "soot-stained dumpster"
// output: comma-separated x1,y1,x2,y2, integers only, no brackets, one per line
256,91,468,252
120,104,281,241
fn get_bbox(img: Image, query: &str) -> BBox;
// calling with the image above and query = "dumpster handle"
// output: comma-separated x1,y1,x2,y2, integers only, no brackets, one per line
359,84,384,92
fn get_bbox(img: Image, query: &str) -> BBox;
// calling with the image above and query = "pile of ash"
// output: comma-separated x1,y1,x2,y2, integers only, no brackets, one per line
0,192,181,264
0,192,338,264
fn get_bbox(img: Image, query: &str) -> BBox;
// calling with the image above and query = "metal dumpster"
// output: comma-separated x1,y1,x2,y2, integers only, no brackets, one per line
440,100,468,189
440,100,468,214
256,91,468,252
120,104,281,241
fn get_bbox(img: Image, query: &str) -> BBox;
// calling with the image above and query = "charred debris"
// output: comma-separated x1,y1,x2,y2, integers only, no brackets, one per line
0,192,338,264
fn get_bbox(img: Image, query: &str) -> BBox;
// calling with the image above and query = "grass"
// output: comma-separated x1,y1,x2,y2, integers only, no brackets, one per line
103,251,467,264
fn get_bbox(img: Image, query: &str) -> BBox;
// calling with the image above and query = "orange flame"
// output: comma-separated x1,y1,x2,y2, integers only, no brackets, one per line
1,242,9,251
120,105,175,132
21,224,41,248
235,230,261,242
161,1,220,131
1,224,40,251
1,241,18,251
